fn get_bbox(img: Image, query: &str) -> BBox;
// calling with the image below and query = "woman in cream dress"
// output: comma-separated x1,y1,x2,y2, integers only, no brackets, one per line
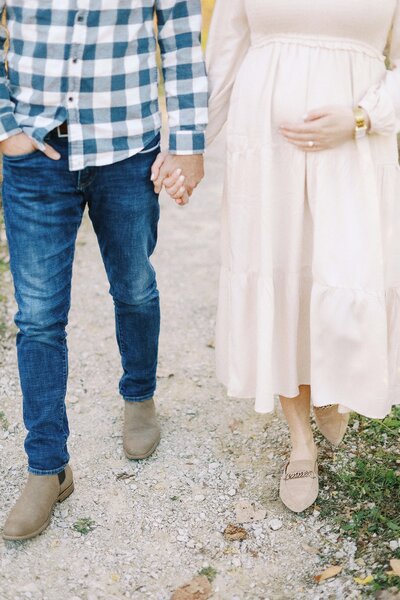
202,0,400,512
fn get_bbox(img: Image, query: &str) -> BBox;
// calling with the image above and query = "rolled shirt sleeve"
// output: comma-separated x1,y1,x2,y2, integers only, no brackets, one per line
156,0,208,154
0,7,22,141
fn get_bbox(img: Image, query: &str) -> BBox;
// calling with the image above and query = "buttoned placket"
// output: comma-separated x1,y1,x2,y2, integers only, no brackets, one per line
66,1,90,171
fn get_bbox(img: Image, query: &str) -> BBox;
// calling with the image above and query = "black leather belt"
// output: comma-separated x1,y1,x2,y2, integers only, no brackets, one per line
51,122,68,138
57,122,68,137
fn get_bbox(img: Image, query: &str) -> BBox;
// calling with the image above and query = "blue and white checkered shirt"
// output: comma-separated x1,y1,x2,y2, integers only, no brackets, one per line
0,1,208,171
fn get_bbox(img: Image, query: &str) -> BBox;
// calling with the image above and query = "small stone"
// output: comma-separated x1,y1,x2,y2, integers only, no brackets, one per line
227,488,237,497
389,540,399,551
268,519,283,531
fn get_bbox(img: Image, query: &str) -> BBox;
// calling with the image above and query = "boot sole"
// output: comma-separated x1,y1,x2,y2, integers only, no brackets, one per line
124,436,161,461
2,481,75,542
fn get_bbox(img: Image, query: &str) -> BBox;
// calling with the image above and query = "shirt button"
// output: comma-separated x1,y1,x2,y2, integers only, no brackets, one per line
72,58,78,63
68,97,74,102
77,15,84,22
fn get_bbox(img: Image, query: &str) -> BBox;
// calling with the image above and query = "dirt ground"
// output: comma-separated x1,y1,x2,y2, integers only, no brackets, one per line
0,138,383,600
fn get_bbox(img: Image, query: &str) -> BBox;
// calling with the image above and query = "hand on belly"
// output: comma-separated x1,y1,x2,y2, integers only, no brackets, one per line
279,105,366,152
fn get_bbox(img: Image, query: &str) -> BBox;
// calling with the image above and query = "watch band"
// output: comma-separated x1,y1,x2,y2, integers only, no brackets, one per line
354,106,368,139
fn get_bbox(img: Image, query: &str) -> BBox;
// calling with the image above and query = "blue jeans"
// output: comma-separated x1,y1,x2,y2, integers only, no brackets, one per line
2,134,161,475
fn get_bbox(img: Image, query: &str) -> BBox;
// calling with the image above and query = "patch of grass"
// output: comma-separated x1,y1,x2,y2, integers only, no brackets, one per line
72,517,96,535
318,407,400,593
0,410,9,430
198,566,217,582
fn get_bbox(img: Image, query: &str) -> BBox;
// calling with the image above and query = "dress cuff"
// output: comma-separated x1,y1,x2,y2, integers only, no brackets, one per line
359,81,397,135
169,130,205,155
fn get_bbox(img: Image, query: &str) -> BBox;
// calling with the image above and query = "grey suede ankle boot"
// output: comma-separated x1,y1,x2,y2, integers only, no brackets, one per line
123,398,161,460
3,466,74,541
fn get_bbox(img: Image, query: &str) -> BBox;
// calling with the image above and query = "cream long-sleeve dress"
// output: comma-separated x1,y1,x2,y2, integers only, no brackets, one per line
206,0,400,418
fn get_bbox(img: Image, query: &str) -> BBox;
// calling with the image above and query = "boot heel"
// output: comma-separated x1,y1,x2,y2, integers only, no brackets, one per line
58,481,74,503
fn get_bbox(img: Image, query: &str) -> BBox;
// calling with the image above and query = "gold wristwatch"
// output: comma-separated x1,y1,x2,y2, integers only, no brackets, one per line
354,106,368,139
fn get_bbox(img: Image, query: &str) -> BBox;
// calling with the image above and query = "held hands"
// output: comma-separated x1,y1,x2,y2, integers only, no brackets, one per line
0,132,60,160
279,105,370,152
150,153,205,206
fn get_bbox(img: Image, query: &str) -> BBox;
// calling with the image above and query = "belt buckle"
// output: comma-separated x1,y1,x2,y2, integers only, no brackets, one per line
57,125,68,138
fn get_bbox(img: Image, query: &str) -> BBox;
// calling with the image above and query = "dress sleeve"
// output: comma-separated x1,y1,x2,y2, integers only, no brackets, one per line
205,0,250,145
359,1,400,134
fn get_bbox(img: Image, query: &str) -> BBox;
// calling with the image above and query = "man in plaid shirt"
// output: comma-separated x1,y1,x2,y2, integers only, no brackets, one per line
2,0,208,541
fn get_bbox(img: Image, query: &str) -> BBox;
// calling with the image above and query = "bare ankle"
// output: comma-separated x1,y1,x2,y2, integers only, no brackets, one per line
290,438,317,462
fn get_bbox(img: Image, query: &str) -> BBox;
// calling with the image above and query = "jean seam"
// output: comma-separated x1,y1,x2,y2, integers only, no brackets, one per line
115,306,128,397
60,342,68,437
115,306,126,357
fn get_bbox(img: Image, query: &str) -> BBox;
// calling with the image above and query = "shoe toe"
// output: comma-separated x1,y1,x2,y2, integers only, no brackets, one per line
124,426,160,459
3,514,38,539
280,479,318,513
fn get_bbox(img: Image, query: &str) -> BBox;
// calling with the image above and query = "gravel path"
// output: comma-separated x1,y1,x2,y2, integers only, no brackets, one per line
0,140,365,600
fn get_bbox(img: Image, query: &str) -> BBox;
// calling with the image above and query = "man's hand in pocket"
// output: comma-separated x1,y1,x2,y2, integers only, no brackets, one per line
0,132,61,160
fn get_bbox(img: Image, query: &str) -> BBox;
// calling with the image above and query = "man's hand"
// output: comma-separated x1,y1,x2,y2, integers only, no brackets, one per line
0,132,61,160
151,153,204,206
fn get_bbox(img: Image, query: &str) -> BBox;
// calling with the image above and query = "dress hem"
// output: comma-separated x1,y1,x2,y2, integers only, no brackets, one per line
220,378,400,420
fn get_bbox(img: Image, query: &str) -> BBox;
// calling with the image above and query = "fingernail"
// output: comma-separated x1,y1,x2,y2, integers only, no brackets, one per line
179,175,185,182
180,186,185,194
176,169,182,175
150,174,155,181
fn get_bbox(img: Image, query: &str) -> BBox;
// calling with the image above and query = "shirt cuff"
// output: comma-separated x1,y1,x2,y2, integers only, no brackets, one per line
0,112,22,142
169,130,205,155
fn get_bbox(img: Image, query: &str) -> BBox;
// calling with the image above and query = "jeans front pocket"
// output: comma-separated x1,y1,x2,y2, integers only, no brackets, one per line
2,149,40,162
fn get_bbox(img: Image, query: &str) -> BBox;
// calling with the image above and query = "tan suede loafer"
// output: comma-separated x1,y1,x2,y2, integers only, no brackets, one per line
2,465,74,541
123,398,161,460
280,459,319,513
314,405,350,447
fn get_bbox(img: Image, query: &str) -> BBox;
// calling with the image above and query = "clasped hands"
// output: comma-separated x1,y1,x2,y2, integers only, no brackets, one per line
150,153,204,206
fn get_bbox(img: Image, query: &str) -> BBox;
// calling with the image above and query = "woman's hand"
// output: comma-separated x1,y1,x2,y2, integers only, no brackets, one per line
279,105,369,152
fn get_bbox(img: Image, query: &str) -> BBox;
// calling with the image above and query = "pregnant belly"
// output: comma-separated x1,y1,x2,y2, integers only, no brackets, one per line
228,39,386,136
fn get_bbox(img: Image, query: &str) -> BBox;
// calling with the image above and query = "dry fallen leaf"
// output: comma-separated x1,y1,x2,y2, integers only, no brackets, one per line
171,576,212,600
116,472,135,481
223,523,248,541
354,575,374,585
228,419,242,433
389,559,400,576
302,544,321,554
314,565,343,584
235,500,267,524
302,543,320,555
